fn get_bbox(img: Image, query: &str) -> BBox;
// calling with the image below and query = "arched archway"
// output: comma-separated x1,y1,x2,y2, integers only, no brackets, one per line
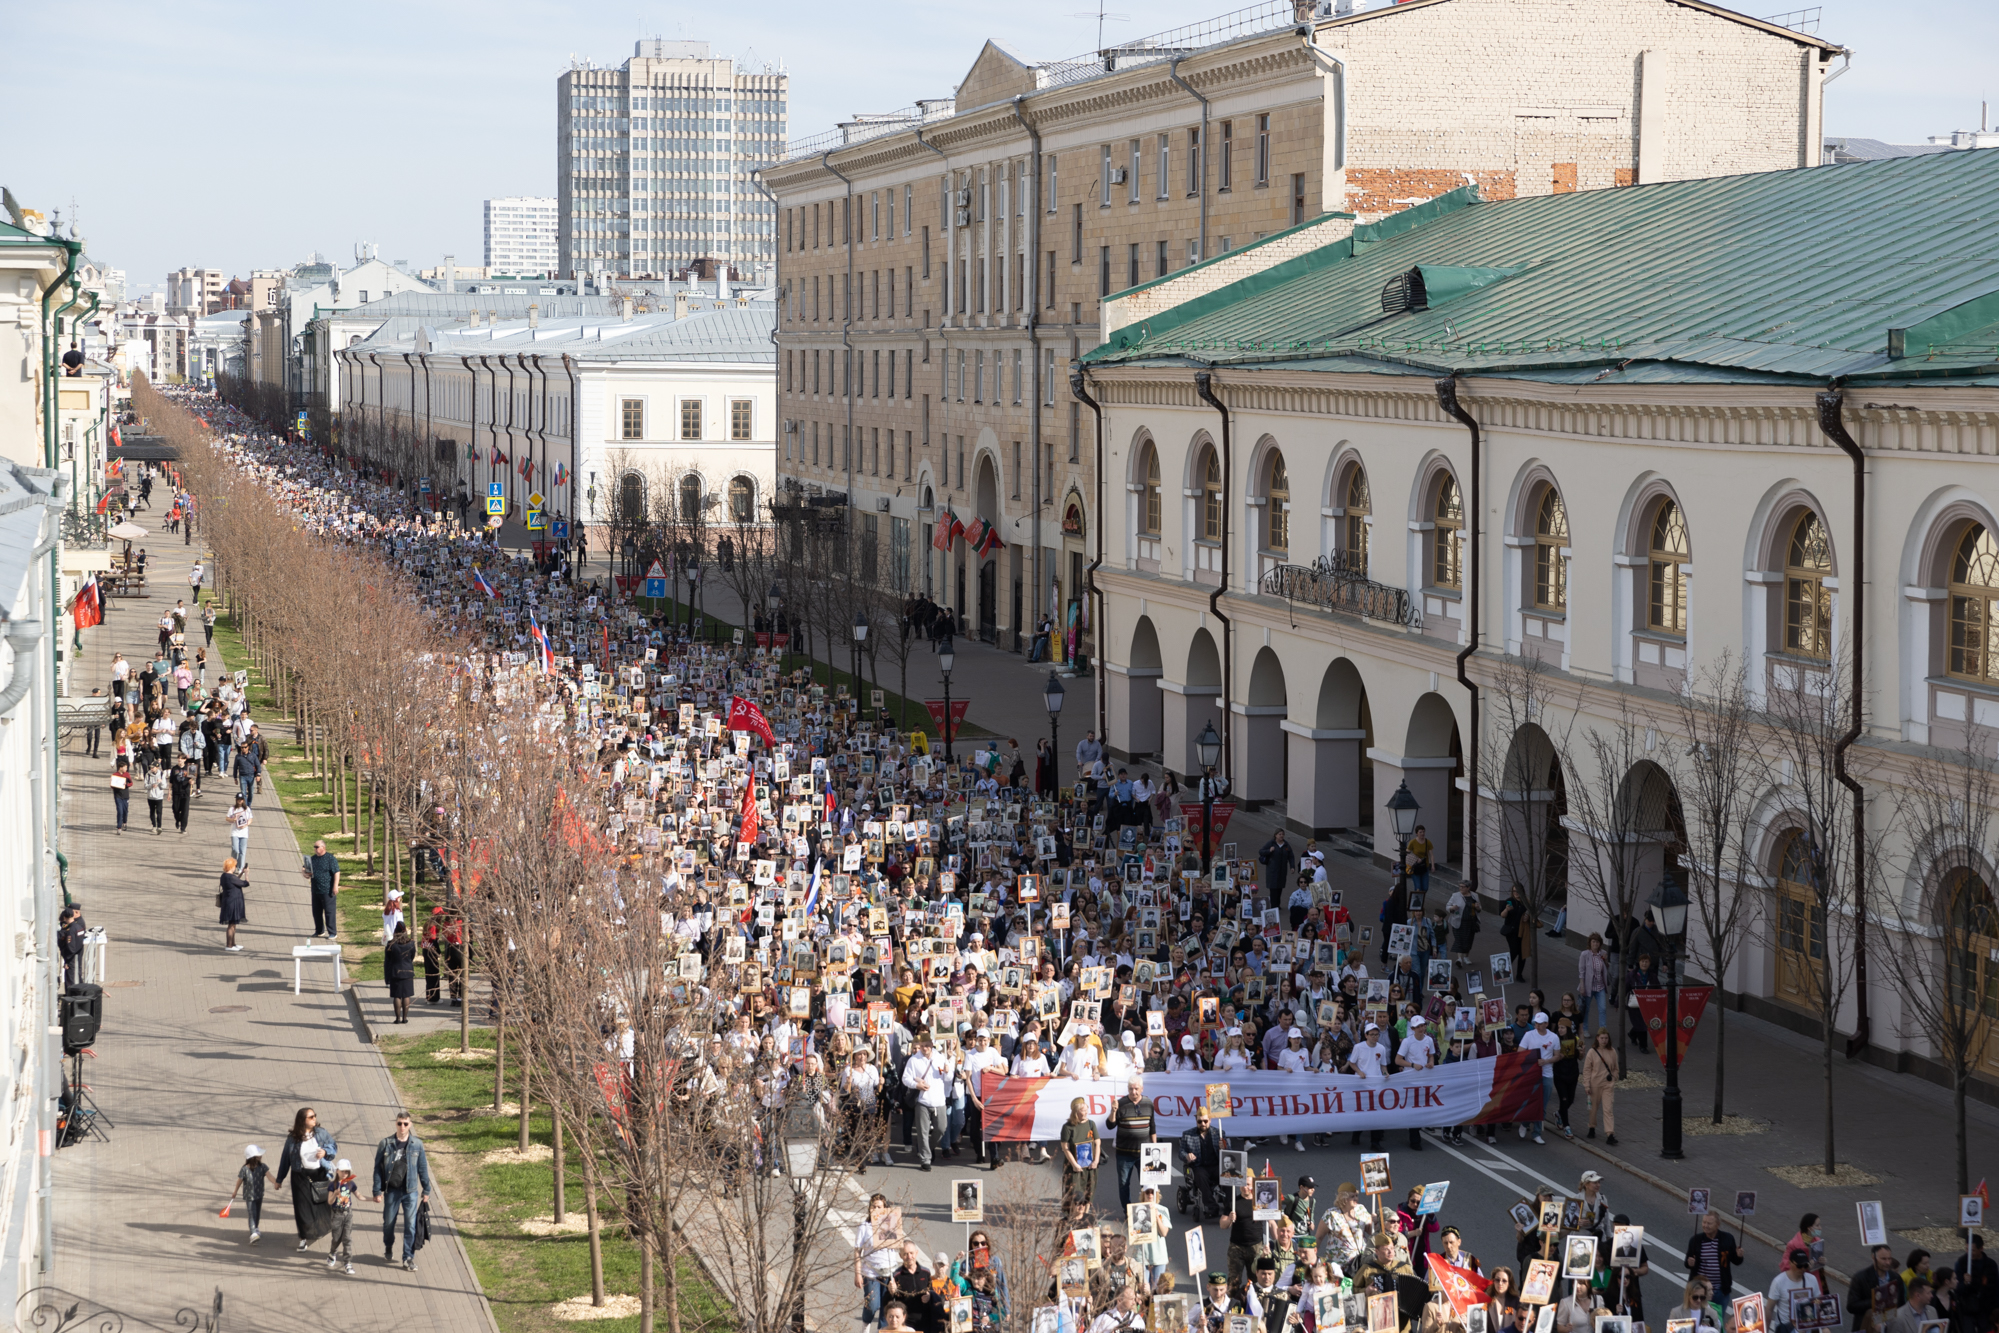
1111,615,1166,761
1378,692,1463,870
1237,647,1288,807
1289,658,1373,835
973,453,1001,641
1494,724,1569,935
1163,628,1225,780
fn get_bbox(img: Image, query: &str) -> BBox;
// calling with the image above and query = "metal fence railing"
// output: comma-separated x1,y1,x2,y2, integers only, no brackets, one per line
1260,555,1420,629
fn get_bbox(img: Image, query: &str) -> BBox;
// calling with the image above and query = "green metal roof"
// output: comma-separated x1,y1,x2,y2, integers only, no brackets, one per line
1085,149,1999,385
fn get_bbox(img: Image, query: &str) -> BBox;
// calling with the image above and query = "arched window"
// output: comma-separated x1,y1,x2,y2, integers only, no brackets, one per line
728,475,756,524
1785,511,1833,659
680,473,704,522
1139,444,1161,535
1534,487,1569,611
1945,868,1999,1021
1199,448,1222,543
1432,475,1463,590
1265,452,1290,554
1774,830,1825,1008
618,471,646,523
1343,466,1371,573
1648,500,1689,633
1949,523,1999,684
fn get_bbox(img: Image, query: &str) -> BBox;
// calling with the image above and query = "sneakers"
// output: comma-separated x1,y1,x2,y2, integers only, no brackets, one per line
1517,1124,1527,1140
327,1255,338,1270
1605,1134,1619,1146
249,1231,261,1243
345,1262,355,1275
298,1240,310,1252
1586,1127,1597,1140
1295,1140,1306,1153
403,1259,416,1272
1533,1133,1546,1145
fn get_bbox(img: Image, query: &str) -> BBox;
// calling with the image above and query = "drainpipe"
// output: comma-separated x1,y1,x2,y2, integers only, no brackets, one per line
1435,375,1483,892
1816,386,1870,1056
1193,371,1234,788
1011,95,1047,665
1070,368,1108,744
1168,57,1211,263
460,355,482,514
41,240,82,468
1295,25,1349,179
561,354,580,532
820,151,857,515
501,356,520,531
910,125,952,594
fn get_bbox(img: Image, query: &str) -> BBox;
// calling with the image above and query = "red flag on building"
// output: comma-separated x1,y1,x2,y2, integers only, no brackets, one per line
963,516,989,552
975,524,1005,560
70,576,102,630
933,509,955,551
727,695,776,746
1630,986,1714,1066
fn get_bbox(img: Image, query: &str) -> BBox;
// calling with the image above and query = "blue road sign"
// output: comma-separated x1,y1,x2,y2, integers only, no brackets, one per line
488,482,505,498
644,577,667,599
553,520,570,541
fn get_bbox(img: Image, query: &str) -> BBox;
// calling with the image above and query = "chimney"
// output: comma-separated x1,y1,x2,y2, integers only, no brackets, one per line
528,303,540,328
444,254,456,293
622,296,634,322
1293,0,1314,20
674,289,690,319
469,309,481,328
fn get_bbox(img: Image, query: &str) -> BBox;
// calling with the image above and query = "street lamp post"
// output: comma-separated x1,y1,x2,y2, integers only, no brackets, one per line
1196,721,1223,873
783,1098,820,1333
686,559,701,638
767,581,784,669
939,634,957,763
1648,874,1690,1160
852,608,870,711
1386,781,1422,958
1043,672,1065,796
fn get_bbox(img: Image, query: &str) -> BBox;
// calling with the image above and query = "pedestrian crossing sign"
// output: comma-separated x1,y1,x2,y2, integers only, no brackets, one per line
485,496,506,516
527,510,548,530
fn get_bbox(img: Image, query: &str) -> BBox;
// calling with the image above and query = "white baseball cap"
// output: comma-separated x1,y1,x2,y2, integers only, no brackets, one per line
1410,1015,1427,1027
244,1145,262,1159
1533,1011,1550,1024
1364,1021,1381,1032
1288,1027,1304,1040
334,1159,353,1173
1181,1035,1197,1050
1121,1030,1137,1047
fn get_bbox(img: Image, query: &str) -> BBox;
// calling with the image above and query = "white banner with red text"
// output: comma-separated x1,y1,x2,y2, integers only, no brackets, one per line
978,1051,1544,1142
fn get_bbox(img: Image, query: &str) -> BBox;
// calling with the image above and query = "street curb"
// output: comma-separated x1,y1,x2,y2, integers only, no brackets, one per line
1558,1130,1852,1287
347,980,376,1044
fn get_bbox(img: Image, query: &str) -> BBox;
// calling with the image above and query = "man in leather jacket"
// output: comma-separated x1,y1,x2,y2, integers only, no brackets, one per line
1178,1103,1228,1220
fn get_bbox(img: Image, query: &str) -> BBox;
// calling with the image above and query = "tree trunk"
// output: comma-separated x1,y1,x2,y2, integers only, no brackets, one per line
640,1234,655,1333
335,753,347,833
493,1000,506,1112
553,1106,566,1223
1958,1071,1970,1194
459,916,472,1053
364,774,377,875
582,1135,606,1305
518,1032,532,1152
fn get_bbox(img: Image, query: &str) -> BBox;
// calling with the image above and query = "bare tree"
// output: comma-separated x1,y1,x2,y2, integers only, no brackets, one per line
1762,655,1863,1174
1477,654,1574,989
1881,728,1999,1193
1666,651,1761,1123
1559,691,1670,1058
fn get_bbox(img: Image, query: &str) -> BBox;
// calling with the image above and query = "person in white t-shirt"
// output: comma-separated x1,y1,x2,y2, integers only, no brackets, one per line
1275,1027,1314,1151
1394,1014,1439,1151
1516,1012,1561,1145
961,1031,1006,1168
1213,1028,1253,1072
1168,1033,1206,1073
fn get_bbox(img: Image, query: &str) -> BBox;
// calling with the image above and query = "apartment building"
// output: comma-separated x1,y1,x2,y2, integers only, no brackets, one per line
762,0,1842,656
166,266,226,317
558,40,787,282
484,196,559,276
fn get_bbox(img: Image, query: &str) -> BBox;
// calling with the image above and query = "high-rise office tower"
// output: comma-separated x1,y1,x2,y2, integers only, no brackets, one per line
557,40,787,282
483,197,559,276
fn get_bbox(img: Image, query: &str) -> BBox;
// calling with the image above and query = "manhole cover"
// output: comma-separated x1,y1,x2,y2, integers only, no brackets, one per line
107,980,143,988
208,1005,251,1013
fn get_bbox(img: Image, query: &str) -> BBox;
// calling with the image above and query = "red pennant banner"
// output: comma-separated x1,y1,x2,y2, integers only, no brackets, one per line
1179,801,1238,842
1631,986,1713,1066
923,699,970,740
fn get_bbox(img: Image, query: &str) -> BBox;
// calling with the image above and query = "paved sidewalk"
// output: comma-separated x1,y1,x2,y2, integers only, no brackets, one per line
49,535,499,1330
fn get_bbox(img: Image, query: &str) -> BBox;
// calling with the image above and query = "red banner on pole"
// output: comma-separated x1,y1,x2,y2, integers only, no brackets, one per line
1179,801,1238,842
1631,986,1714,1066
924,699,970,739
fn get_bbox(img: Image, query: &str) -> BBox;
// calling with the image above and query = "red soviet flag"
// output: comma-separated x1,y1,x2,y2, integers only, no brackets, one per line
727,695,775,746
739,781,760,846
71,577,103,630
1430,1253,1491,1318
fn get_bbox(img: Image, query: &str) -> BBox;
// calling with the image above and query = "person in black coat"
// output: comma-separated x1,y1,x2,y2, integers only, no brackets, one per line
169,757,194,833
218,857,248,951
384,923,417,1025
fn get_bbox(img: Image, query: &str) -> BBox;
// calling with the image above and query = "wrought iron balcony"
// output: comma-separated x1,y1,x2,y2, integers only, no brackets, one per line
60,509,108,549
1259,555,1420,629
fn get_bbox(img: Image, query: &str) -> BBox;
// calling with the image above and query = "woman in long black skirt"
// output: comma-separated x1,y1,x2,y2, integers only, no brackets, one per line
274,1107,336,1250
385,923,417,1024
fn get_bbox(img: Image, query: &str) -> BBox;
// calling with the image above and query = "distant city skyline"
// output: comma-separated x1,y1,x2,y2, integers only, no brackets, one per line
6,0,1993,291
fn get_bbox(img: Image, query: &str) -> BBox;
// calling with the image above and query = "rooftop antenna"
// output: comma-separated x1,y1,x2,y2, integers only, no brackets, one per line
1071,0,1129,54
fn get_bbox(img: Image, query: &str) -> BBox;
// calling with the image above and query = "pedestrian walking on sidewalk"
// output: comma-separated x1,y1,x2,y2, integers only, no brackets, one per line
228,1146,270,1243
232,740,261,806
1582,1027,1620,1145
421,908,443,1003
218,856,247,951
275,1108,336,1251
109,760,131,833
189,562,204,605
371,1111,431,1272
202,603,216,647
169,757,193,833
227,795,253,865
144,763,167,834
384,923,416,1024
325,1160,359,1274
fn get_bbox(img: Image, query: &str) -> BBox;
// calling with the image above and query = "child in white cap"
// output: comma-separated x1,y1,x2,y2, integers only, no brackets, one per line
228,1145,270,1242
326,1158,359,1274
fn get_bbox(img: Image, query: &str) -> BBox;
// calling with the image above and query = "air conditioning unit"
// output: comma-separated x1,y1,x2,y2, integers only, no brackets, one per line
955,189,972,207
1109,167,1127,184
955,208,971,227
877,497,892,512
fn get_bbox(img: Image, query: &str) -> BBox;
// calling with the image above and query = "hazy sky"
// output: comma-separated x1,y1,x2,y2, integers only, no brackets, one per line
6,0,1993,292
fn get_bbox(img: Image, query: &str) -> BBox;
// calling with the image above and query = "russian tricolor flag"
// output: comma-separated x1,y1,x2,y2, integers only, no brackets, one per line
471,568,495,598
530,613,554,672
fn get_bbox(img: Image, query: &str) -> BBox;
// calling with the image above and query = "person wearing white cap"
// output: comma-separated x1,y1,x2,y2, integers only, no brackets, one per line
1274,1028,1313,1151
1214,1027,1253,1073
961,1030,1005,1169
1102,1028,1139,1084
1169,1032,1206,1073
1517,1011,1560,1145
326,1157,359,1274
228,1145,271,1243
1395,1016,1437,1150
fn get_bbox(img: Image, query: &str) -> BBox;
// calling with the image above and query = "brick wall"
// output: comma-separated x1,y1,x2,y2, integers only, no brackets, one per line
1103,211,1357,340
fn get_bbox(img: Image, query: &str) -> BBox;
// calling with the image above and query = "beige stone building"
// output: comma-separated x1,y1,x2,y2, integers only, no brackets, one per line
761,0,1842,653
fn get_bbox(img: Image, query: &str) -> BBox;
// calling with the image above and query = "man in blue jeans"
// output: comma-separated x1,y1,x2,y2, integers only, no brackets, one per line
371,1111,432,1271
1104,1075,1157,1208
232,741,261,806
